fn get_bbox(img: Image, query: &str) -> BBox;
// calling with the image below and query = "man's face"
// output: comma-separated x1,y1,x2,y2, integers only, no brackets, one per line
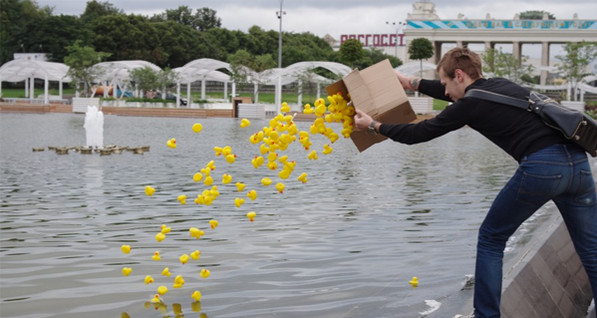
439,68,465,102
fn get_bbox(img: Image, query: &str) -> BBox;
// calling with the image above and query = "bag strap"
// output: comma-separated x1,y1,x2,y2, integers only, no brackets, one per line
465,89,532,111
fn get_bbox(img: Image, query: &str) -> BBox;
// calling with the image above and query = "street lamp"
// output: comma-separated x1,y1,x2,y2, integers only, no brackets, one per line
386,21,405,58
275,0,286,113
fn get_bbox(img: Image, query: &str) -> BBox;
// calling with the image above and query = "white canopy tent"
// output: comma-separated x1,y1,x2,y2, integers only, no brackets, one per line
91,60,162,98
173,58,234,105
0,59,70,104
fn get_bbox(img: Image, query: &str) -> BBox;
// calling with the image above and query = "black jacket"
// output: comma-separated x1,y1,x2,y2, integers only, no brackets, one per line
379,77,567,162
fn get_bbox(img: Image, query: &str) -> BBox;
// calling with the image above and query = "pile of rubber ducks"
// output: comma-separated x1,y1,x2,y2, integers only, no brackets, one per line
122,94,363,307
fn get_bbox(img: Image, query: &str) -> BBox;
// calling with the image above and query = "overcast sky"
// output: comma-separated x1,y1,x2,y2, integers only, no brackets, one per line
34,0,596,40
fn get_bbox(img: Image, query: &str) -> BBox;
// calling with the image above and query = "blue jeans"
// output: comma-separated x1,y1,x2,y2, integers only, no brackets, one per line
474,144,597,318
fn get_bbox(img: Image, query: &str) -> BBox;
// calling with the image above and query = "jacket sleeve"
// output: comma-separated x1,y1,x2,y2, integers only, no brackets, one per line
419,79,452,102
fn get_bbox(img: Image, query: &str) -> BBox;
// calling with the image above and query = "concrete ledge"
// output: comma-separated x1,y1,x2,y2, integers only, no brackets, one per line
500,219,593,317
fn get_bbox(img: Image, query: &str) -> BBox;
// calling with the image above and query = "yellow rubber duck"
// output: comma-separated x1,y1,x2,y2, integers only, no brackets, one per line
222,173,232,184
240,118,251,128
323,144,333,155
303,103,314,114
252,156,265,169
247,190,257,201
152,251,161,261
193,172,204,182
236,182,246,192
281,102,290,113
166,138,176,149
121,245,131,254
200,269,211,278
226,153,236,164
261,177,273,186
155,232,166,242
160,224,171,234
275,182,285,194
191,290,202,301
247,211,256,222
192,123,203,133
297,173,308,184
204,175,214,186
145,186,155,196
234,197,245,208
157,285,168,296
177,194,187,205
209,220,219,229
173,275,185,288
150,294,161,304
144,275,154,284
161,267,171,277
409,276,419,288
307,150,318,160
179,254,189,265
189,227,205,239
122,267,132,276
190,250,201,260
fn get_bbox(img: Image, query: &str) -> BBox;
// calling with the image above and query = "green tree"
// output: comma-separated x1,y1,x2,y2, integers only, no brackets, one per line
0,0,51,64
408,38,434,78
339,38,364,68
64,40,111,97
80,0,123,23
519,10,555,20
556,41,597,101
152,6,221,31
193,7,221,31
481,48,534,84
129,66,158,94
156,68,179,97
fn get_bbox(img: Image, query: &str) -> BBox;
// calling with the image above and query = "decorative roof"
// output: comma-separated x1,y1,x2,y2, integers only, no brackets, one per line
0,59,70,82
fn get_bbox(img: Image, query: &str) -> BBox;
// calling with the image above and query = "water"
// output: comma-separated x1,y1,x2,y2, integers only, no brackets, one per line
0,112,581,318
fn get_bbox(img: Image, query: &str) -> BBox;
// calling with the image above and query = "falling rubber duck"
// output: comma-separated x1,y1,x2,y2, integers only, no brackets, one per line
409,276,419,288
323,144,333,155
246,211,256,222
247,190,257,201
193,172,203,182
281,102,290,113
173,275,185,288
236,182,246,192
204,175,214,186
155,232,166,242
179,254,189,265
191,290,202,301
161,267,171,277
240,118,251,128
166,138,176,149
297,173,308,184
222,174,232,184
307,150,318,160
145,186,155,196
145,275,154,284
152,251,161,261
275,182,285,194
121,245,131,254
122,267,132,276
225,153,236,164
157,285,168,296
303,103,314,114
177,194,187,205
200,269,211,278
160,224,171,234
261,177,273,186
190,250,201,260
209,220,219,229
192,123,203,133
234,197,245,208
150,294,161,304
189,227,205,239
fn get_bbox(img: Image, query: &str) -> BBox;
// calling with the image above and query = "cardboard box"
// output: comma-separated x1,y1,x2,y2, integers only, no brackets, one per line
326,59,416,152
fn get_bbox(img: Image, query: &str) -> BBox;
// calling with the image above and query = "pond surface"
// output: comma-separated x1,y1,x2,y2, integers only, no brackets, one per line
0,112,581,318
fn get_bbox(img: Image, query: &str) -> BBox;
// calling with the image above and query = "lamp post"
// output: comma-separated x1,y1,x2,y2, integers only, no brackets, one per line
385,21,405,58
275,0,286,113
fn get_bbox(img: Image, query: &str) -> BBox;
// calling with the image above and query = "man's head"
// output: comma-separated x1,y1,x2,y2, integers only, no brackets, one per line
436,47,483,101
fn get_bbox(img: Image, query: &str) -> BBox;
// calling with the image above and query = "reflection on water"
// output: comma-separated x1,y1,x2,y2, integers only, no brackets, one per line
1,113,584,318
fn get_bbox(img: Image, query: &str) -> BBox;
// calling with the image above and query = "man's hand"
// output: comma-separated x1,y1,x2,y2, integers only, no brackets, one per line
395,70,418,91
354,108,373,131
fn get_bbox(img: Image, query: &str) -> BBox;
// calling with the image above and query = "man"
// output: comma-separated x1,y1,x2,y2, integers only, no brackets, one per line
354,47,597,318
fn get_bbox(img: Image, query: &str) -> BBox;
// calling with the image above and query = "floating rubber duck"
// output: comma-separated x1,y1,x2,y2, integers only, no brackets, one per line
152,251,161,261
200,269,211,278
323,144,333,155
234,197,245,208
180,254,189,265
236,182,246,192
155,232,166,242
297,173,308,184
281,102,290,113
173,275,185,288
157,285,168,296
121,245,131,254
225,154,236,164
166,138,176,149
261,177,273,186
191,290,202,301
190,250,201,260
209,220,219,229
409,276,419,288
222,174,232,184
189,227,205,239
177,194,187,205
275,182,285,194
122,267,132,276
145,275,154,284
161,267,171,277
192,123,203,133
246,211,256,222
160,224,171,234
240,118,251,128
145,186,155,196
247,190,257,201
193,172,204,182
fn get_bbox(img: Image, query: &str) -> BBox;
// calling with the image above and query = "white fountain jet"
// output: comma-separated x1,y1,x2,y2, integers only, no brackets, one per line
83,105,104,148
